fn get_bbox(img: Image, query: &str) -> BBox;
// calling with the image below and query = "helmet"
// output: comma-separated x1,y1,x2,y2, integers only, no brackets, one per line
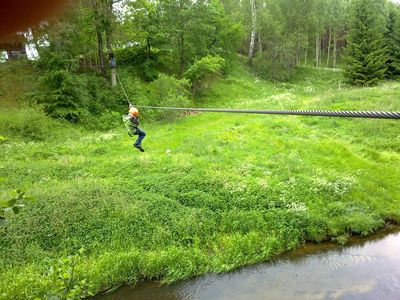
129,106,139,116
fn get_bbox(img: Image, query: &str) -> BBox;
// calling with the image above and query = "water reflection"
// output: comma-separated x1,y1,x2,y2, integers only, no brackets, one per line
96,228,400,300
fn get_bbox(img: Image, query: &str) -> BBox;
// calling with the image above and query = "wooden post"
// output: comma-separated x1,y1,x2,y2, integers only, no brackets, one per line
109,51,117,87
111,68,116,87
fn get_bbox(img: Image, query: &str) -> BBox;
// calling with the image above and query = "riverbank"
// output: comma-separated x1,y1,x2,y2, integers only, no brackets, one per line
96,226,400,300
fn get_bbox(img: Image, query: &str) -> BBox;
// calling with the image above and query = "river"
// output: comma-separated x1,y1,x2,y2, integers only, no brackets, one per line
96,227,400,300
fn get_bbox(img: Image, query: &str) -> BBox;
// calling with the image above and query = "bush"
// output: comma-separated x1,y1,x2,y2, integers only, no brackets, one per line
184,55,225,96
142,73,191,121
31,48,88,122
0,108,62,141
252,51,295,82
79,74,126,131
0,189,33,227
82,111,122,131
114,46,162,81
84,74,122,113
33,69,89,123
33,70,125,126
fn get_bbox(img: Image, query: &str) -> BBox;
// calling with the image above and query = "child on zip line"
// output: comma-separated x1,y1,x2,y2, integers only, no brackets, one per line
123,105,146,152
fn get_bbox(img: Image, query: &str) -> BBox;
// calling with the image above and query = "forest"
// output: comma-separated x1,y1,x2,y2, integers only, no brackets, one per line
0,0,399,298
1,0,397,124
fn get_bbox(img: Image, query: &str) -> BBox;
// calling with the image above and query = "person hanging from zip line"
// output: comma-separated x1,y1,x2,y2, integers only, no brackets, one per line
123,105,146,152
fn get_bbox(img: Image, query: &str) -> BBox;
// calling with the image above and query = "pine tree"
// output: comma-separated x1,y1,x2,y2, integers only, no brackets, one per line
344,0,387,86
385,4,400,79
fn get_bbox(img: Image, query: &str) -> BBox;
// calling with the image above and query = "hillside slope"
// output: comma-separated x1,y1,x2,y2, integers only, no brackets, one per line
0,61,36,107
0,65,399,298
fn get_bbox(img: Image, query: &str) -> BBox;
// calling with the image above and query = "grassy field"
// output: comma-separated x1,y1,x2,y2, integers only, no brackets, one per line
0,63,399,299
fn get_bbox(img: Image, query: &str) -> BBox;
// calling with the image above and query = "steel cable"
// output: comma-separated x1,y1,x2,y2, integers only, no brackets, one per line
137,106,400,119
116,69,399,120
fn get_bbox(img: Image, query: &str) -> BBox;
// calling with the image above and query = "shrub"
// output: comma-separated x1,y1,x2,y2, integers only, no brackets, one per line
184,55,225,96
0,189,33,227
143,73,191,121
114,46,162,81
0,107,61,141
82,111,122,131
252,50,295,82
45,248,94,299
84,74,122,113
33,69,89,122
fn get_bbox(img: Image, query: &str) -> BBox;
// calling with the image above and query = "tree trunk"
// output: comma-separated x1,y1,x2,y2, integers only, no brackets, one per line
258,32,262,53
178,0,185,75
104,0,115,85
92,0,105,74
179,32,185,75
96,30,105,74
296,33,300,66
315,35,320,68
111,68,117,87
105,28,112,55
333,30,337,69
326,27,332,67
304,32,308,65
304,48,308,65
105,0,113,54
248,0,257,65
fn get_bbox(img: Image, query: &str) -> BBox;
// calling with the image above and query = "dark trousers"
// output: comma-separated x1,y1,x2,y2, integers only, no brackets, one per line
133,127,146,147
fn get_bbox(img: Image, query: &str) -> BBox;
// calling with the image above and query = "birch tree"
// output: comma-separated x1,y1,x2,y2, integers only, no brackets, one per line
248,0,257,64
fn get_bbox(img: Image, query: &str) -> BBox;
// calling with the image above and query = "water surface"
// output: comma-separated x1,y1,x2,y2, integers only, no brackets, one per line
97,228,400,300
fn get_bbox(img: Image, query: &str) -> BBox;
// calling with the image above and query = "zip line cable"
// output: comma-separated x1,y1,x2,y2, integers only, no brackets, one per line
115,70,132,107
116,71,400,120
137,106,400,119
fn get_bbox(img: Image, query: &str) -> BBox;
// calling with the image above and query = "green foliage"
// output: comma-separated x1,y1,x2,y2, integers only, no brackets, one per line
32,48,122,126
83,111,122,131
343,0,388,86
325,201,384,237
0,107,62,141
385,3,400,78
34,68,88,122
143,73,191,120
252,51,295,81
0,189,33,227
157,0,241,74
32,38,89,123
184,55,225,95
27,4,122,125
45,248,93,299
114,46,161,81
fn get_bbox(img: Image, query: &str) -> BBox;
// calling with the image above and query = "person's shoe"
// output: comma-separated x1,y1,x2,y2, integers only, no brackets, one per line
134,145,145,152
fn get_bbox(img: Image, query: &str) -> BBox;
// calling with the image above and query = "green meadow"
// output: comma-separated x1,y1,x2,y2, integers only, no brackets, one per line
0,63,399,299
